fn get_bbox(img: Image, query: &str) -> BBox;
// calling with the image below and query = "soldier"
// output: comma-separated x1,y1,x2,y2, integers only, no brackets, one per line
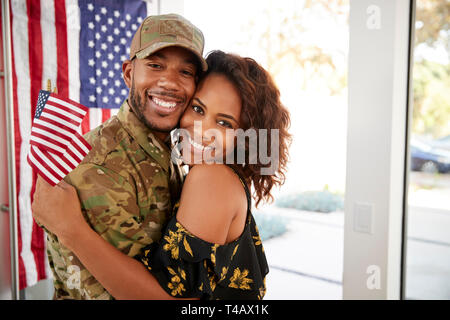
45,14,207,299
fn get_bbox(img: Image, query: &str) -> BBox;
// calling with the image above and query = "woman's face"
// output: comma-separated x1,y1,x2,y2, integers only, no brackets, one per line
179,73,242,164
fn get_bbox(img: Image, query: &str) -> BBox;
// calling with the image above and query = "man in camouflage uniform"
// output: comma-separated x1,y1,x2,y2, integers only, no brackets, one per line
45,14,207,299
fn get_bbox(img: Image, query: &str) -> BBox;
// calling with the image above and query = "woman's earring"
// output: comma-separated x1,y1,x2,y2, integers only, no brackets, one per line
170,129,183,162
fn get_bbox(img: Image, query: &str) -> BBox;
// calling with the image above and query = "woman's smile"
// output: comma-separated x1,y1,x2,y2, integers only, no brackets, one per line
180,73,242,165
186,134,214,153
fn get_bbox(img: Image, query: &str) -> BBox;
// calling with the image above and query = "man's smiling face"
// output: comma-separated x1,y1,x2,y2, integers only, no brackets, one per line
122,46,198,137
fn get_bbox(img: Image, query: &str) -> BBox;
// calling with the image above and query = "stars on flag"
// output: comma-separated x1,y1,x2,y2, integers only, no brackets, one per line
80,2,146,110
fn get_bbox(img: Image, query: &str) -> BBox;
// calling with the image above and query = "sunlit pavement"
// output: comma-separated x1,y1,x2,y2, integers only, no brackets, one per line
260,207,344,300
259,185,450,299
406,172,450,299
405,205,450,299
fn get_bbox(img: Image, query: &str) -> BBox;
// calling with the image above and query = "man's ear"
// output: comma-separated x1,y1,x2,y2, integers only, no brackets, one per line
122,59,133,89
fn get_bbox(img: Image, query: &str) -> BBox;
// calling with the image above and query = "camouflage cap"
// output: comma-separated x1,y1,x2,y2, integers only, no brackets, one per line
130,13,207,71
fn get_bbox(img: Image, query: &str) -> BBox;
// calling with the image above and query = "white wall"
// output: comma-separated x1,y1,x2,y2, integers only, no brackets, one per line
343,0,413,299
159,0,184,15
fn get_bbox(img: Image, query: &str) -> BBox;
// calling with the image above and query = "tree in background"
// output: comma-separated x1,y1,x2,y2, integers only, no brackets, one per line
237,0,349,96
413,0,450,139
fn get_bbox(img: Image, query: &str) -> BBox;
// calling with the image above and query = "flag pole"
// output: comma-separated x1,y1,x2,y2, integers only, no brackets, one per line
1,0,20,300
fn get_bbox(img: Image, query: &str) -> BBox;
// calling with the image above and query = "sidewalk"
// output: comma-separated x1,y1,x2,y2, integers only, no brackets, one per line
258,207,344,300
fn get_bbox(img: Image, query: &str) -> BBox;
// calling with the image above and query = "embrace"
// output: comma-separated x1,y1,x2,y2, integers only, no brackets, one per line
32,13,291,300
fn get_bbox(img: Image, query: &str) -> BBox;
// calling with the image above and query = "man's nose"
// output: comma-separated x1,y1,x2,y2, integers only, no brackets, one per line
157,70,181,92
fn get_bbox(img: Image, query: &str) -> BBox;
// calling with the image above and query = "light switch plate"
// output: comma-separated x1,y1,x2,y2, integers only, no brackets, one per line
353,202,374,234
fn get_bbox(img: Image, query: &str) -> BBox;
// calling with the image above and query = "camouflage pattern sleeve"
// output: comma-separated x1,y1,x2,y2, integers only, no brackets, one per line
66,163,165,255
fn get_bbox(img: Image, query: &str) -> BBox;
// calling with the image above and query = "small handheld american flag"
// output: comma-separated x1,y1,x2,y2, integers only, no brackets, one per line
27,89,91,186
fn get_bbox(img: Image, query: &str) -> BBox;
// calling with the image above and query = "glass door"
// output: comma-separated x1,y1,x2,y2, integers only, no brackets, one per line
404,0,450,300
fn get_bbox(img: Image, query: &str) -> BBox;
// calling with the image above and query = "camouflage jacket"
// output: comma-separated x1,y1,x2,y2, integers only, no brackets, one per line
46,100,183,300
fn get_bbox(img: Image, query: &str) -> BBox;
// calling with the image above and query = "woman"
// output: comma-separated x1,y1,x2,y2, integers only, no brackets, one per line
32,50,291,300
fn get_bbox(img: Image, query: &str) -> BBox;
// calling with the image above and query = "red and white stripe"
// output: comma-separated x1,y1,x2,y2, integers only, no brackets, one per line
9,0,118,290
27,131,91,186
30,93,88,156
30,94,88,155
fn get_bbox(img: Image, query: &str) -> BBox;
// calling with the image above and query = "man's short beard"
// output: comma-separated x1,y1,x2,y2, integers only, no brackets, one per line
128,78,176,134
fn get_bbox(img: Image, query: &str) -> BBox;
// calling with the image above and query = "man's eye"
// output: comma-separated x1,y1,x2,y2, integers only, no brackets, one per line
192,105,204,114
148,63,161,69
218,120,233,128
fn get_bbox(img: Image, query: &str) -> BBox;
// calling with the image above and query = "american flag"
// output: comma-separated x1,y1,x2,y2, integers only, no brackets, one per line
27,90,91,186
9,0,155,290
29,90,88,156
28,134,91,186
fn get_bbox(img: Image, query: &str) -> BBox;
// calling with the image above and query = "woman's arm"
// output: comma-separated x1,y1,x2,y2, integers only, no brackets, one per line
60,218,177,300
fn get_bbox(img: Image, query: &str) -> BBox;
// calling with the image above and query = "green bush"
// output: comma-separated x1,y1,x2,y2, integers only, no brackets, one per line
253,211,289,241
275,190,344,213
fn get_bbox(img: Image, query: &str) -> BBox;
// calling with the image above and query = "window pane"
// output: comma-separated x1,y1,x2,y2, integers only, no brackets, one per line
405,0,450,300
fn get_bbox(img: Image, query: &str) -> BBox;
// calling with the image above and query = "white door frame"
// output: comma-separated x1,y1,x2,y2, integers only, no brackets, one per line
343,0,415,299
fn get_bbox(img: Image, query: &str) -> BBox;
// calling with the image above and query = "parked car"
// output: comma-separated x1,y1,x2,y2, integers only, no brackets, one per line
410,138,450,174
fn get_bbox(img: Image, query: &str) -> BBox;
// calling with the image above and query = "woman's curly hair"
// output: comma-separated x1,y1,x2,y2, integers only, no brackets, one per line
204,50,292,207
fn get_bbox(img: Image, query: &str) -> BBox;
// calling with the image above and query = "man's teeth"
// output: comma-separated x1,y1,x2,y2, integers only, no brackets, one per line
152,97,177,108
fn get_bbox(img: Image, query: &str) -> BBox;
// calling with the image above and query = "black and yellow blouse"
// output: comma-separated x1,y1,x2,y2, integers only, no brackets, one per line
135,166,269,300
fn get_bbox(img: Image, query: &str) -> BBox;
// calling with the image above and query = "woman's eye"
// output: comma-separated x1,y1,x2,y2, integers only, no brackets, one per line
192,105,204,115
218,120,233,129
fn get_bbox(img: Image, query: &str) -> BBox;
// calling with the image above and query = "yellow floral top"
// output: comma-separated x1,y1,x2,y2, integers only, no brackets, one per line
135,166,269,300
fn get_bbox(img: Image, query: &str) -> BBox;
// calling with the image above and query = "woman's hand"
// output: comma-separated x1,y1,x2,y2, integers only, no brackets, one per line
31,176,88,245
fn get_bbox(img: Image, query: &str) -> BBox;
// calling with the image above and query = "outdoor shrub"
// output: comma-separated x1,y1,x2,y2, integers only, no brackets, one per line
275,190,344,213
253,211,289,241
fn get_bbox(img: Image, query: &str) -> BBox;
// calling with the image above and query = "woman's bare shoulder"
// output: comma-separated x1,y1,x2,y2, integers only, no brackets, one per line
186,163,237,181
182,164,244,208
176,164,246,245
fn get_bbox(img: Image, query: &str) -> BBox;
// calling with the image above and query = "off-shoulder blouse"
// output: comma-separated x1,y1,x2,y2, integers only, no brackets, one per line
134,165,269,300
